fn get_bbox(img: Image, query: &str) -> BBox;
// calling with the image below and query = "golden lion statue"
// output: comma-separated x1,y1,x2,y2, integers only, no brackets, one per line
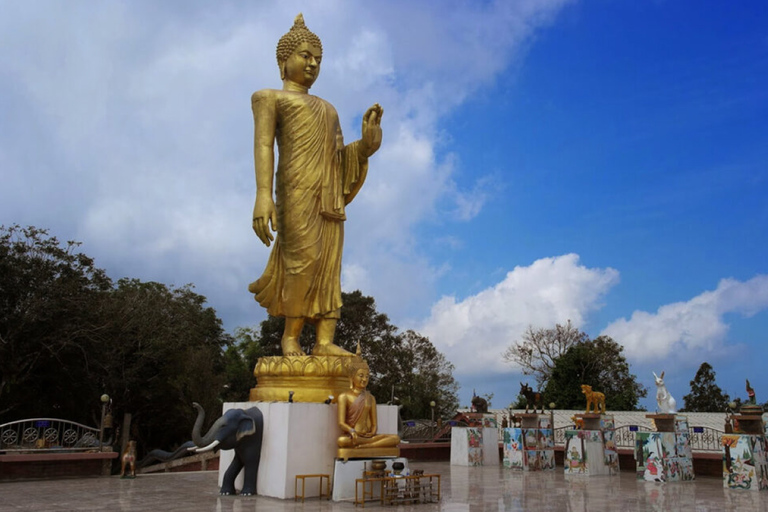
581,384,605,414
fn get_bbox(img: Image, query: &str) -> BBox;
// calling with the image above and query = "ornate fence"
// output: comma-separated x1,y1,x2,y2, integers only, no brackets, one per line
613,425,652,449
556,424,722,452
0,418,103,452
687,426,724,452
405,421,725,453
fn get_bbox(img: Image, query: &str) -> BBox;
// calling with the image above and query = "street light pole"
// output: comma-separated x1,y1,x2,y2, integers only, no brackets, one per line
549,402,556,430
99,394,110,450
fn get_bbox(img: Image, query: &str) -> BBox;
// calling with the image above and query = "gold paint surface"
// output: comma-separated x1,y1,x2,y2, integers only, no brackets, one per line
335,358,400,457
248,14,383,358
250,354,354,403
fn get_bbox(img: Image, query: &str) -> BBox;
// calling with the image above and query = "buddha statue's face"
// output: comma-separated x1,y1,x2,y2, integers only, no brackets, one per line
282,42,322,89
351,368,370,389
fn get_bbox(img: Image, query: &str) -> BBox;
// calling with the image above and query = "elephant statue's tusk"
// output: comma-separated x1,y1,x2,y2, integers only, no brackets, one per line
194,440,220,453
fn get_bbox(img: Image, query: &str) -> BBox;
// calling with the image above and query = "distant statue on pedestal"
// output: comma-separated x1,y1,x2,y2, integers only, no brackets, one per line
581,385,606,414
653,371,677,414
746,379,756,405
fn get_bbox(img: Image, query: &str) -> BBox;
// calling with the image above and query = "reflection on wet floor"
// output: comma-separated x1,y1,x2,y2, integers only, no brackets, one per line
0,460,763,512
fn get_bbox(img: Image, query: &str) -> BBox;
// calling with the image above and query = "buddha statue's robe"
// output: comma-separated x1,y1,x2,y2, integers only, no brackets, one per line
346,390,373,433
249,89,367,319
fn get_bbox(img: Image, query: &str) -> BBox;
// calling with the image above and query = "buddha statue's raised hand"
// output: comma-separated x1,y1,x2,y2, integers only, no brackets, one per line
359,103,383,159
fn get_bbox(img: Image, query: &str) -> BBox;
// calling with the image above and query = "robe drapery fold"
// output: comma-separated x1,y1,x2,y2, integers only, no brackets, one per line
346,391,369,429
249,90,368,319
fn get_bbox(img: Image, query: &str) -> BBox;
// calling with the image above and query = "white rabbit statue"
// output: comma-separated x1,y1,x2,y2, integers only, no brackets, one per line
653,371,677,414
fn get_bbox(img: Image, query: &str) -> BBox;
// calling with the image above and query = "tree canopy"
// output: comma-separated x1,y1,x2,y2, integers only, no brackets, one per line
502,320,588,389
0,225,231,452
681,362,731,412
542,335,648,411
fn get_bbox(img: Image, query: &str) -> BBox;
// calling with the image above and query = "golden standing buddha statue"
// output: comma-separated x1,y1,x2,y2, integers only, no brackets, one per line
248,14,385,403
249,14,383,358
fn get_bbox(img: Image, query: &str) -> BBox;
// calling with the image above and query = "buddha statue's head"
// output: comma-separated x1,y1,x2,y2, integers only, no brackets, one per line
276,14,323,87
347,356,370,389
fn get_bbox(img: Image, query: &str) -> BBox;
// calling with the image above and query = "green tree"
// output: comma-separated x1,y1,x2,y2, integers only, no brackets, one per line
96,279,232,451
543,335,647,410
508,394,528,410
397,330,459,420
220,326,265,403
502,320,589,389
0,226,234,453
0,225,112,418
681,362,731,412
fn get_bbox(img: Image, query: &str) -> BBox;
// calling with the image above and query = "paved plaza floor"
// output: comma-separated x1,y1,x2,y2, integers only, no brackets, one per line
0,461,765,511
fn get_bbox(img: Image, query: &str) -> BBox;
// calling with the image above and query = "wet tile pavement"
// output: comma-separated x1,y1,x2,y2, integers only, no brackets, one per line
0,461,765,511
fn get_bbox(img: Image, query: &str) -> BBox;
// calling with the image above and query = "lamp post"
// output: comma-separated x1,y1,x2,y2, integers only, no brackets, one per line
430,401,436,440
549,402,556,430
99,394,110,450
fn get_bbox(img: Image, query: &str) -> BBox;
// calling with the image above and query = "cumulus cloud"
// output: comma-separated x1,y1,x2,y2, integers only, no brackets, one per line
602,275,768,363
420,254,620,375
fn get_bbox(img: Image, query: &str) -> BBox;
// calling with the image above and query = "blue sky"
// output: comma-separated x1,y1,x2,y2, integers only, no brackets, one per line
2,1,767,412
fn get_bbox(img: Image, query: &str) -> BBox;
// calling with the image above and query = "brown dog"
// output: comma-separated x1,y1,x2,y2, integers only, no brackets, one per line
120,440,137,478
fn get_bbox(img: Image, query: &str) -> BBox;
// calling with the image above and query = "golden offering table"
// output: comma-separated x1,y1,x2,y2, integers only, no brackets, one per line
355,473,441,507
294,473,330,502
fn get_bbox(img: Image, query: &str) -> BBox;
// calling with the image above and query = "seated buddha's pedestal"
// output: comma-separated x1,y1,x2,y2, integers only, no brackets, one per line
635,414,694,482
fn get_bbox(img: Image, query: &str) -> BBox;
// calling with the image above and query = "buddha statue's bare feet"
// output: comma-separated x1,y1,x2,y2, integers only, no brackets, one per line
312,342,353,356
281,338,306,356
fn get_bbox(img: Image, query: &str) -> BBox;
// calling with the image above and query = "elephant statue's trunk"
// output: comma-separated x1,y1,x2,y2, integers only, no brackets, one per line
192,402,225,449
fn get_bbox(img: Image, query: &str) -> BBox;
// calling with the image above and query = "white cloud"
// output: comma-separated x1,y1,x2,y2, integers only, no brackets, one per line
602,275,768,363
420,254,620,375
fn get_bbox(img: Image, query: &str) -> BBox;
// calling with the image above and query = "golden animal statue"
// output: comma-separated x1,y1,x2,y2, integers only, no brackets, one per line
336,356,400,460
249,13,383,358
120,440,137,478
581,384,606,414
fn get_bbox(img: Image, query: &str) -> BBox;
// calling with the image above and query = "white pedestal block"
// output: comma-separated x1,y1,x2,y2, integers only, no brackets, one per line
331,457,409,501
483,427,500,465
218,401,398,499
635,416,695,482
451,427,499,466
503,425,555,471
564,415,619,477
722,433,768,491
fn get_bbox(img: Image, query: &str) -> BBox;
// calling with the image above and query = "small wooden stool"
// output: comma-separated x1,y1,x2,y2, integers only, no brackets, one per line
294,474,331,502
